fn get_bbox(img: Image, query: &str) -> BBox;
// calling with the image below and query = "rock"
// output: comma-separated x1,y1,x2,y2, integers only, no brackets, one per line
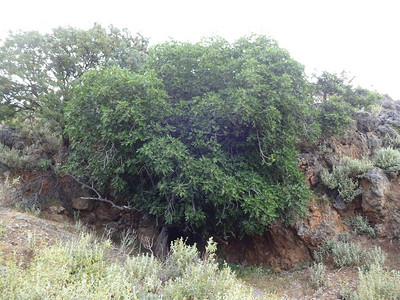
0,125,18,148
49,205,65,214
378,94,396,110
381,110,400,127
355,111,381,132
93,202,120,221
221,221,310,269
365,132,382,154
71,197,94,211
377,124,399,138
0,125,26,150
361,168,390,223
374,223,387,238
296,199,346,247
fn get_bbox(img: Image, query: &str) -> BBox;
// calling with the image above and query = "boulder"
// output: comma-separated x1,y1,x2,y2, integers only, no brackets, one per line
0,125,26,150
93,202,120,221
296,199,346,247
355,111,381,132
221,221,310,269
361,168,390,223
71,197,94,211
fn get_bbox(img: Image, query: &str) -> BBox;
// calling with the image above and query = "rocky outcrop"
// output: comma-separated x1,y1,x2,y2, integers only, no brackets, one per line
221,221,310,269
222,96,400,268
361,168,390,223
295,199,346,247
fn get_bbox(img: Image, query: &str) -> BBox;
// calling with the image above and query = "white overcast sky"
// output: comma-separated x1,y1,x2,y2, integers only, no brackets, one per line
1,0,399,99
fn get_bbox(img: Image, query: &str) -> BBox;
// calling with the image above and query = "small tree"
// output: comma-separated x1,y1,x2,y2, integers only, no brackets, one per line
0,24,148,144
314,71,380,135
66,36,314,239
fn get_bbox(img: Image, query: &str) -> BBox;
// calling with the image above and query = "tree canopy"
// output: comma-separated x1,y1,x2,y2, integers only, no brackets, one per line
66,36,315,238
314,71,380,134
0,25,381,239
0,24,148,143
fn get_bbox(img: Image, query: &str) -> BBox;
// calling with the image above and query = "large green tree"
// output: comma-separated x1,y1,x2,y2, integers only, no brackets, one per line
0,24,148,144
66,36,314,239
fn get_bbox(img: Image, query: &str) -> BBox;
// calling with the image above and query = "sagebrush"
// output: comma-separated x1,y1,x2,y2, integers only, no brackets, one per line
0,233,276,299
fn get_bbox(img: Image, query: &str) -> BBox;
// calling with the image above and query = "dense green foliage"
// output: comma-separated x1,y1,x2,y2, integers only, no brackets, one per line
66,36,315,237
0,25,381,239
0,24,148,141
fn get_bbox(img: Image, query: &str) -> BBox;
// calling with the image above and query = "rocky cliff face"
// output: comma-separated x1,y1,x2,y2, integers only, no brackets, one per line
221,95,400,268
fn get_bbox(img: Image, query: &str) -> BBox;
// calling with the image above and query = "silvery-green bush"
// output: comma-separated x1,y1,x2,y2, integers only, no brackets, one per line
320,155,373,202
0,233,272,299
373,147,400,172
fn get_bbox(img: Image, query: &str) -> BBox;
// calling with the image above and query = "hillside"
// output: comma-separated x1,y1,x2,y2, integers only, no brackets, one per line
1,96,400,298
1,26,400,299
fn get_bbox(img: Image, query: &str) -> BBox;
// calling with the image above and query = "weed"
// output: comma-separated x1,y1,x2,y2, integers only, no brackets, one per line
26,231,37,252
0,234,267,299
352,264,400,299
382,133,400,148
313,250,324,263
344,215,376,238
364,246,387,267
314,237,385,269
227,263,273,278
73,219,87,233
338,232,352,243
0,221,6,237
331,241,364,267
320,156,368,203
117,228,138,256
309,262,327,289
374,147,400,172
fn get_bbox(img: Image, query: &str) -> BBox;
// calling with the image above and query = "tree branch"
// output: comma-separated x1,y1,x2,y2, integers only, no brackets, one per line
67,174,131,211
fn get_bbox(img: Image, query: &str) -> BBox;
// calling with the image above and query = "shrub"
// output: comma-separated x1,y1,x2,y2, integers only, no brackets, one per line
162,237,199,280
125,254,162,293
344,215,376,238
309,262,327,289
337,177,363,203
0,175,20,206
320,165,362,203
320,155,372,203
0,144,30,172
340,156,373,177
382,133,400,148
0,221,6,236
320,168,339,189
314,237,388,271
163,238,256,299
373,147,400,172
364,246,387,267
351,264,400,300
331,241,364,268
0,234,267,299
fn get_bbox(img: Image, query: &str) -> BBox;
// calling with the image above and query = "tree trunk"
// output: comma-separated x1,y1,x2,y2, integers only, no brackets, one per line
154,225,169,259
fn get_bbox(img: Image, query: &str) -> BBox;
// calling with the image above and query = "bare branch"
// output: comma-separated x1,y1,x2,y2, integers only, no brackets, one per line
67,174,131,211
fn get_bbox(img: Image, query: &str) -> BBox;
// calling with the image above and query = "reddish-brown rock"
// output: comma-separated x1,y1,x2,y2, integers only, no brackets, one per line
221,220,310,269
